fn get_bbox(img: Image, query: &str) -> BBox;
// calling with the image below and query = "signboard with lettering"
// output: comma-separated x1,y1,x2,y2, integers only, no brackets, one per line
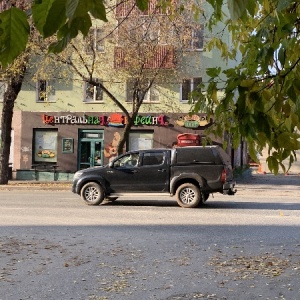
42,113,168,127
175,115,210,128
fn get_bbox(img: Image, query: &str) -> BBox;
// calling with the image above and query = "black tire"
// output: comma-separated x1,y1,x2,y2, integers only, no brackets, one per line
175,183,201,208
80,182,104,205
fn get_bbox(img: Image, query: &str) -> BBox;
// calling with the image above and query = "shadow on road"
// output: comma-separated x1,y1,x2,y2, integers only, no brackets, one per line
102,199,300,211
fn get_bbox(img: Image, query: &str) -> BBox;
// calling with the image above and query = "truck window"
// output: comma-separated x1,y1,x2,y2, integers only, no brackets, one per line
114,153,139,167
142,152,164,166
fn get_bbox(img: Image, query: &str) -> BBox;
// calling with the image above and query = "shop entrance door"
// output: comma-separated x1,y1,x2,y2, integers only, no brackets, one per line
78,130,104,170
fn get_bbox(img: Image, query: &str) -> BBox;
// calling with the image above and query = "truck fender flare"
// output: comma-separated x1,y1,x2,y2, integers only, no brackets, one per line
170,173,205,195
76,176,108,194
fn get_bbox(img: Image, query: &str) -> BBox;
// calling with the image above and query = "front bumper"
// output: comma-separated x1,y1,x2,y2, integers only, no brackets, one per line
223,181,236,195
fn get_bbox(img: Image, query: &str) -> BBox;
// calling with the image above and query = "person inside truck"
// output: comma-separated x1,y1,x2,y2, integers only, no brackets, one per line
115,153,139,167
125,154,138,167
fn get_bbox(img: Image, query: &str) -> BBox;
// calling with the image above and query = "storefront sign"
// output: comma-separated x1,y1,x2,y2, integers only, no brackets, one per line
175,114,210,128
133,115,167,126
42,113,168,127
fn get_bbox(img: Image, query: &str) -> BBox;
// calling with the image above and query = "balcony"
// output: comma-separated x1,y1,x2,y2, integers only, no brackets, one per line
114,45,176,69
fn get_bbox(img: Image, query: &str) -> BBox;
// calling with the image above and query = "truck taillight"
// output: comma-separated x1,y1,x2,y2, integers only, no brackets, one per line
221,169,227,183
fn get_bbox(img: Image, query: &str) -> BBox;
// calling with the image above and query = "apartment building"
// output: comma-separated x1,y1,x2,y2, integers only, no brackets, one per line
0,0,242,180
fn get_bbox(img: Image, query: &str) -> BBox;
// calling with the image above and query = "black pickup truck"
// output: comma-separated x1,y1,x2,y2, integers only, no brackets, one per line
72,146,236,208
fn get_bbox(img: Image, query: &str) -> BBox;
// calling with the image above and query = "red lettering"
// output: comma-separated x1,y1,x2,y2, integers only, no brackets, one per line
42,114,54,124
157,115,166,125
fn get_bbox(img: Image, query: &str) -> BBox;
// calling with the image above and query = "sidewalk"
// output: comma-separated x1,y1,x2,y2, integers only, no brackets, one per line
236,172,300,191
0,180,72,190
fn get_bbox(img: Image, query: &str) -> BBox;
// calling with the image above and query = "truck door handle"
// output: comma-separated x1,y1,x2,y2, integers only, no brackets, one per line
158,169,166,172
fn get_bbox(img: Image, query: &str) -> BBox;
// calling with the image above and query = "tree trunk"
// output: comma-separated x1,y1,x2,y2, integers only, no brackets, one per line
117,116,135,155
116,98,144,155
0,66,26,184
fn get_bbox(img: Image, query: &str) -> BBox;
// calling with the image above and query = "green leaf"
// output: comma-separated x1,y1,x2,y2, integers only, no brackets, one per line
136,0,149,11
32,0,56,35
0,8,30,68
67,14,92,38
66,0,80,18
43,0,67,38
277,132,293,150
48,36,70,53
282,102,291,117
206,67,221,78
267,156,279,174
287,85,296,102
293,78,300,93
89,0,107,22
240,79,255,88
246,0,256,16
227,0,246,20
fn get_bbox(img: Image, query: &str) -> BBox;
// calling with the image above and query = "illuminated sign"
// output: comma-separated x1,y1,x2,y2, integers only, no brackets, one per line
42,113,168,127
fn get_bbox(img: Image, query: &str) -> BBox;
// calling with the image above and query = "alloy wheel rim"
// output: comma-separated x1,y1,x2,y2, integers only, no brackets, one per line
85,187,99,202
180,188,196,204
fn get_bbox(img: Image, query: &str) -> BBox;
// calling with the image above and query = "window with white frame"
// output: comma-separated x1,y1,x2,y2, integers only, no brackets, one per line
36,80,55,102
0,81,7,102
126,79,159,103
183,25,204,51
86,28,105,53
84,79,103,102
180,77,202,103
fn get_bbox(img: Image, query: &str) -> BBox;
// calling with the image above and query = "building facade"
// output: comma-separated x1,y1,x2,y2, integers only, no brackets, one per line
0,0,243,180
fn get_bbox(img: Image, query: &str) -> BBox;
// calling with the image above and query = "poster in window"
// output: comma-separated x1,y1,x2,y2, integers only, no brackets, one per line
35,130,58,162
62,138,74,153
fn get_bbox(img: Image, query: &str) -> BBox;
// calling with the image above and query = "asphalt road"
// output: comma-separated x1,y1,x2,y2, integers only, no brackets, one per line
0,174,299,300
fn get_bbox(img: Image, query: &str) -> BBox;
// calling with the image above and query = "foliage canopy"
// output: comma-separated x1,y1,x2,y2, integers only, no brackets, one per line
192,0,300,173
0,0,149,66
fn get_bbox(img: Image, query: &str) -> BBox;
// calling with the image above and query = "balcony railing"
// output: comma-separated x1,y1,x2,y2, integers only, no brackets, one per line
114,45,176,69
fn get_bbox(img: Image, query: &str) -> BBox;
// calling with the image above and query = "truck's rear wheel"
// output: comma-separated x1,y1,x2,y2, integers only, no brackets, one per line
176,183,201,208
81,182,104,205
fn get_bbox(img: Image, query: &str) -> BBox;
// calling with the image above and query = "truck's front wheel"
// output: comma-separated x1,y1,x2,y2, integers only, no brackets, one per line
176,183,201,208
81,182,104,205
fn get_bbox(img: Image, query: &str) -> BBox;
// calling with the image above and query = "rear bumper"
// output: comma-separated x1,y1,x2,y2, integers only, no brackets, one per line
223,181,236,195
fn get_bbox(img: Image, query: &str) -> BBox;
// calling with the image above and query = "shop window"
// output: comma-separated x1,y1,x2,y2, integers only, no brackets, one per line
183,25,204,51
0,81,7,102
36,80,56,102
84,79,103,102
33,129,58,163
85,28,105,53
126,79,159,103
180,77,202,103
129,131,154,151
